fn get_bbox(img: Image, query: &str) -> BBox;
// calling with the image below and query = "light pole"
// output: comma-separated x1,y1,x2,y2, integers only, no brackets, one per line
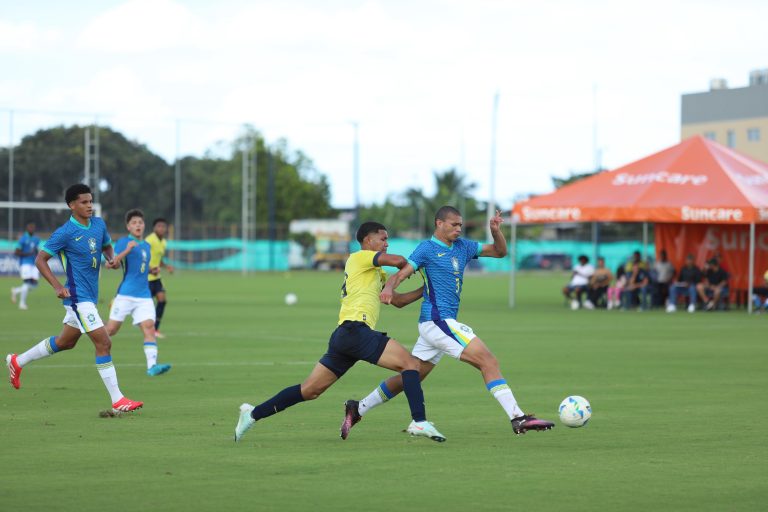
7,110,13,239
174,119,181,240
487,91,499,241
352,121,360,228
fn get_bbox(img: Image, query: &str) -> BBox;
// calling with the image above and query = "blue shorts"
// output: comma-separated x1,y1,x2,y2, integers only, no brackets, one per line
319,321,390,378
149,280,165,297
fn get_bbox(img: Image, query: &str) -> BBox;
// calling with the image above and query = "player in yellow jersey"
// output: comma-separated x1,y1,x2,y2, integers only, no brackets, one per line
234,222,446,443
145,218,174,338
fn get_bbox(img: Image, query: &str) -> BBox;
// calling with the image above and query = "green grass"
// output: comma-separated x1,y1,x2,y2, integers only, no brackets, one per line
1,270,766,511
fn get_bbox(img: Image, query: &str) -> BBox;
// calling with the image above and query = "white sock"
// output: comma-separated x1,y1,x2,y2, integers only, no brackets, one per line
19,283,30,306
358,381,394,416
95,356,124,403
486,379,524,420
143,341,158,369
17,336,59,367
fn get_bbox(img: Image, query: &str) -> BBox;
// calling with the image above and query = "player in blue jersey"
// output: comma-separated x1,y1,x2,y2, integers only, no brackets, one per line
344,206,554,437
5,184,143,414
10,222,41,310
105,209,171,377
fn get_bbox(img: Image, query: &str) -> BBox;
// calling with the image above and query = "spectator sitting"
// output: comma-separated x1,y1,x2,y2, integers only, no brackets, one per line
584,257,613,309
666,254,703,313
624,250,647,273
653,249,675,307
696,258,729,311
562,255,594,310
606,264,626,310
752,269,768,311
621,261,650,310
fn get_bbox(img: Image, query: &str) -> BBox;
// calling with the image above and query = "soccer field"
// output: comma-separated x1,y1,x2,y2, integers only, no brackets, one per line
1,270,766,512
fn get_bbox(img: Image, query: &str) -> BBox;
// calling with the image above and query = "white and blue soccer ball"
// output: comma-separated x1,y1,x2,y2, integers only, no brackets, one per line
558,395,592,427
284,293,298,306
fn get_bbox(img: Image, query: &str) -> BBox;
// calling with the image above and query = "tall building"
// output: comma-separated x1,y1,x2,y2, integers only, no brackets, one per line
681,69,768,163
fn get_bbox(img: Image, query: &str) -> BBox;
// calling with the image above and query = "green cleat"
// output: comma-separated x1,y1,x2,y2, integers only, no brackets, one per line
234,403,255,442
405,420,446,442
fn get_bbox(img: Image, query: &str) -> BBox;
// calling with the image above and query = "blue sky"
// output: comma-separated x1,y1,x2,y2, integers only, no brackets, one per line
2,0,767,208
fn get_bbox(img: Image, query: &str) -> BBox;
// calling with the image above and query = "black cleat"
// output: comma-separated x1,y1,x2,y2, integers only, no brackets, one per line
511,414,555,435
340,400,362,440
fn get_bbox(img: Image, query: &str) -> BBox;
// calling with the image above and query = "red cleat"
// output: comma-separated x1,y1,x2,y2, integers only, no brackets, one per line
6,353,22,389
112,397,144,414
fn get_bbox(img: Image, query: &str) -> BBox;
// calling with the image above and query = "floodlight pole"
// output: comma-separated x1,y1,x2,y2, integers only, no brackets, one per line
509,219,517,308
241,145,249,276
174,119,182,241
487,91,499,242
7,110,13,239
352,121,360,228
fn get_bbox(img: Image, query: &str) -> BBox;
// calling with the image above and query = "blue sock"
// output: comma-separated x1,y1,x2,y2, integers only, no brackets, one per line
250,384,305,421
401,370,426,422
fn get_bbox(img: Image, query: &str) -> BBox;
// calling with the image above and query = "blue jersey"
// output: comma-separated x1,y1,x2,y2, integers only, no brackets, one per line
16,232,41,265
42,216,112,306
115,236,151,298
407,236,482,322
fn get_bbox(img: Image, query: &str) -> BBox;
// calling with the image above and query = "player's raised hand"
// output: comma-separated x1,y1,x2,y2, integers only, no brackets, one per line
127,240,138,250
489,209,504,230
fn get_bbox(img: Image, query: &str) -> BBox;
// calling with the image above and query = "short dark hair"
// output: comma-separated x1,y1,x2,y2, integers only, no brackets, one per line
578,254,589,263
125,209,144,224
152,218,168,227
65,184,92,205
435,206,461,225
356,221,387,243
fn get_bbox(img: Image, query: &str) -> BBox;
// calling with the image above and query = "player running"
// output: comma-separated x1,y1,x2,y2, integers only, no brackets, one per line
105,209,172,377
5,184,143,414
10,222,41,310
235,221,445,443
145,218,174,339
343,207,554,437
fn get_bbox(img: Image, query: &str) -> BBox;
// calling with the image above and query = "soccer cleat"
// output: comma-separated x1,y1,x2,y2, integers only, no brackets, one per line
340,400,362,440
19,303,28,310
405,420,446,442
6,353,22,389
570,299,579,310
154,330,166,339
234,403,256,442
147,363,172,376
511,414,555,435
111,397,144,414
687,303,696,313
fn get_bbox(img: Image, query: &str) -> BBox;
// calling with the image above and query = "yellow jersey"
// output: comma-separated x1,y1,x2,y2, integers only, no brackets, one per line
338,250,387,329
145,232,167,282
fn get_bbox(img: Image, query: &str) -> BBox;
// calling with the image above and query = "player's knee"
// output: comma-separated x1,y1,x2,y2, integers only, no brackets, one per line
402,356,420,372
301,384,326,401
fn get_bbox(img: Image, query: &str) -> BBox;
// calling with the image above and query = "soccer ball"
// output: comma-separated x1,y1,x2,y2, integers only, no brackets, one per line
284,293,298,306
558,395,592,427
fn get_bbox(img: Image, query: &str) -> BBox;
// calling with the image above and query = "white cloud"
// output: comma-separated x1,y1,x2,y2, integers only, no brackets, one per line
0,19,59,52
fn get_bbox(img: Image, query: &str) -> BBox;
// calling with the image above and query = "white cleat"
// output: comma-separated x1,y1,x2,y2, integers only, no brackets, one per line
666,303,676,313
10,288,17,304
405,420,446,442
687,303,696,313
234,403,255,442
18,304,28,310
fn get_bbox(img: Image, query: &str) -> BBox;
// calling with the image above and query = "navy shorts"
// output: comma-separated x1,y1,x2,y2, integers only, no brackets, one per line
319,321,390,378
149,280,165,297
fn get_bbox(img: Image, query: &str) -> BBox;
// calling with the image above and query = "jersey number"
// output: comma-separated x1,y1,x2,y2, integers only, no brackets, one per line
455,277,460,294
92,257,98,269
341,273,348,298
140,263,146,273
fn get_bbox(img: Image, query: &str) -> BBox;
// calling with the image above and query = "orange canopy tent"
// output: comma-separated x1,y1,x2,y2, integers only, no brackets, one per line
511,136,768,312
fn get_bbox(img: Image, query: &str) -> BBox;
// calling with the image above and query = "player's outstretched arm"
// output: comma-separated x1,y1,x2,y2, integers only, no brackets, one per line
380,263,415,304
35,251,69,299
390,286,424,309
479,209,508,258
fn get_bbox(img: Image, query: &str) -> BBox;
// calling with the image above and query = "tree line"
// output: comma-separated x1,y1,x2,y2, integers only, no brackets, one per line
0,125,494,240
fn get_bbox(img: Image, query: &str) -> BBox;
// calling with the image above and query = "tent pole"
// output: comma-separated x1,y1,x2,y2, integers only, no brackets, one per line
509,220,517,309
592,222,599,263
748,222,755,314
642,222,649,261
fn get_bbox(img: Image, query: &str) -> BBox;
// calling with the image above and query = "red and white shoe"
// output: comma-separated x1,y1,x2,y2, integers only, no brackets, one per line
6,353,22,389
112,397,144,414
154,330,166,339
